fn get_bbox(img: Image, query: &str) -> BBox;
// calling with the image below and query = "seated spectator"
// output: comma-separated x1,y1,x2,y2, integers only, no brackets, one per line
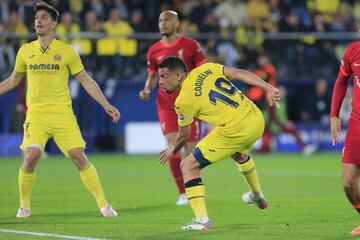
235,18,264,64
113,0,128,20
214,0,247,28
55,12,80,43
216,40,240,67
0,10,28,73
0,21,14,73
82,0,111,21
247,0,270,22
99,8,136,79
5,10,28,46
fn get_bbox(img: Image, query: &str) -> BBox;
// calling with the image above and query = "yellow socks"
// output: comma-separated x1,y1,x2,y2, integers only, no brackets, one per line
237,156,261,193
80,164,107,209
18,169,36,209
185,178,208,220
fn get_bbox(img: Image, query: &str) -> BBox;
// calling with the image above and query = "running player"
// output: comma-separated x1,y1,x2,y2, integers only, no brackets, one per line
158,57,280,230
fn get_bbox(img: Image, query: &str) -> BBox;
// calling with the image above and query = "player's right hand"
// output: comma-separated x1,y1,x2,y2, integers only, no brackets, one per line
105,105,121,123
330,117,341,146
159,148,174,165
266,87,281,108
139,89,150,100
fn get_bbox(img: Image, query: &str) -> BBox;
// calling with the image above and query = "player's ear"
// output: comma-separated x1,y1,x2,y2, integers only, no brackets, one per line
52,21,57,29
176,71,184,83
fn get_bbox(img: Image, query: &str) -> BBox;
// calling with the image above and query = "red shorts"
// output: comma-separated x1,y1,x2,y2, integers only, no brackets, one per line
157,107,201,142
343,117,360,165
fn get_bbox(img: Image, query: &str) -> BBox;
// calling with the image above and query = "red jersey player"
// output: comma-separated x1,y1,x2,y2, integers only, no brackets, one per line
139,10,205,205
330,41,360,235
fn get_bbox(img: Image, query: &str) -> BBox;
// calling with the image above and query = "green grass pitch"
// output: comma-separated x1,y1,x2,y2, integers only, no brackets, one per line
0,152,358,240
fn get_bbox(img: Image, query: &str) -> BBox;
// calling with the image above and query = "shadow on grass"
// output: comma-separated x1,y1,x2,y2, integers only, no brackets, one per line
0,203,174,226
120,203,174,213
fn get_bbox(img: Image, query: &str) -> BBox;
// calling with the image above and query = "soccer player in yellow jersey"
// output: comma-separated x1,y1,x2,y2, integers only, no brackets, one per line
158,57,280,230
0,2,120,218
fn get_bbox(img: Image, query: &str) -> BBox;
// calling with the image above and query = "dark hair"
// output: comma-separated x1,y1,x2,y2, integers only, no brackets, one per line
159,57,187,73
34,1,59,22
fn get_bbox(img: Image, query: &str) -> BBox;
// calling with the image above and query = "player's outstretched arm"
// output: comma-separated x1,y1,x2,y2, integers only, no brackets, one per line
139,72,157,101
75,70,120,123
0,71,25,95
159,125,191,165
224,66,280,107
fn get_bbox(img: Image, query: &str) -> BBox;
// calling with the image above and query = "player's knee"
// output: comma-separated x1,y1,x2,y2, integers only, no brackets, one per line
68,149,88,168
343,179,358,194
181,155,201,173
180,159,187,172
23,148,41,171
180,158,195,173
231,152,249,164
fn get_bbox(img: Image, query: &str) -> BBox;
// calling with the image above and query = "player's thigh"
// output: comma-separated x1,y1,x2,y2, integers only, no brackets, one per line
223,107,265,153
343,118,360,164
193,128,237,167
20,115,50,153
194,108,265,167
52,112,86,157
157,108,178,135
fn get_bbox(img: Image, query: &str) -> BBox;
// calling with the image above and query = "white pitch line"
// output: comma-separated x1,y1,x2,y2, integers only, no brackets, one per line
0,229,107,240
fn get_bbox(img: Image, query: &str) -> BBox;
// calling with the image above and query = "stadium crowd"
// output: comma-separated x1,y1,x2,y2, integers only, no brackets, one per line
0,0,356,128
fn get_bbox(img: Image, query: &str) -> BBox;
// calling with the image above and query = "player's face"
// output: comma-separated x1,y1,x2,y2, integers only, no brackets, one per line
35,10,56,36
158,67,181,93
158,13,178,37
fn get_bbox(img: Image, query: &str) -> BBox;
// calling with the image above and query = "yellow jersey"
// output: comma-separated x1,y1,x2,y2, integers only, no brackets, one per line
175,62,256,128
14,39,84,112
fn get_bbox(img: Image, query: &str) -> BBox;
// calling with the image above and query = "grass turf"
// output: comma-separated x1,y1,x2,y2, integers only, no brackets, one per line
0,152,358,240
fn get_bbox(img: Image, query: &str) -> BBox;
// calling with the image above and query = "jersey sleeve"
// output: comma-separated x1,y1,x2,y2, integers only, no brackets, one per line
14,46,26,73
68,46,84,75
192,40,206,67
175,102,197,127
340,46,353,76
147,47,157,73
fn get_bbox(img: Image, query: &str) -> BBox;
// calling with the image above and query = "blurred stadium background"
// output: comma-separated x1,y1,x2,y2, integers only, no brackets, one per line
0,0,354,155
1,1,359,239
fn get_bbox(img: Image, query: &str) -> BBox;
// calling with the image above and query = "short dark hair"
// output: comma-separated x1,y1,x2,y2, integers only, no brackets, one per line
34,1,59,22
159,57,187,73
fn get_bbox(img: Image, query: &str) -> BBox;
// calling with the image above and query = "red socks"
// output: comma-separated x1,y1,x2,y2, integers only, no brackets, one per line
168,152,185,193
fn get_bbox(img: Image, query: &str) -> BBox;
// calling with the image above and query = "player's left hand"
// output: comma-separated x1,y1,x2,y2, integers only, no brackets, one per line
266,87,281,108
105,105,121,123
159,148,174,165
